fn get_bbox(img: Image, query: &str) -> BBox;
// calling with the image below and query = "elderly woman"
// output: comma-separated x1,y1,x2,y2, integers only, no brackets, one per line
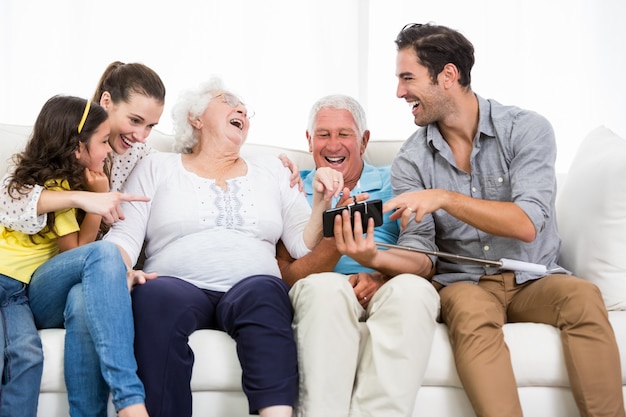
103,77,343,417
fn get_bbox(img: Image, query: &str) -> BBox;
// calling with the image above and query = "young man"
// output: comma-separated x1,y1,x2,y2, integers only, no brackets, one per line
278,94,440,417
380,23,625,417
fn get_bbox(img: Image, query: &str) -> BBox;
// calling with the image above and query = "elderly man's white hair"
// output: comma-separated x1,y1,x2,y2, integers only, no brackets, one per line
306,94,368,142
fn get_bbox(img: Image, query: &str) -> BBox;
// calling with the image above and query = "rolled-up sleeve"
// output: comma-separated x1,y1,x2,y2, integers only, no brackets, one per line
506,111,557,235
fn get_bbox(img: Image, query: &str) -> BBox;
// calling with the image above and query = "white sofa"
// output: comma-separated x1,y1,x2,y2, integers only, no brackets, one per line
1,122,626,417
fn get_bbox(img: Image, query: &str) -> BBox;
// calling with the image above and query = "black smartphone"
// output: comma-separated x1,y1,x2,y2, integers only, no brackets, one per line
322,199,383,237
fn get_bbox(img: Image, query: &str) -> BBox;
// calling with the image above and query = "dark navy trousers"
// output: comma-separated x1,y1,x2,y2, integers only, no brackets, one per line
131,275,298,417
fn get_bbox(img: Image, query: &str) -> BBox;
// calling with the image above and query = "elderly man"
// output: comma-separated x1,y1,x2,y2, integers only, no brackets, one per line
277,94,440,417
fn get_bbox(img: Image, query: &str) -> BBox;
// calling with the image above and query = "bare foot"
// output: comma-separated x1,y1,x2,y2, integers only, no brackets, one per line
118,403,149,417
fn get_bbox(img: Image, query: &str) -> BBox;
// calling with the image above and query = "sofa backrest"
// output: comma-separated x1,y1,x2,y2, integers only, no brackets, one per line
145,128,405,171
0,123,32,175
556,125,626,311
0,123,404,176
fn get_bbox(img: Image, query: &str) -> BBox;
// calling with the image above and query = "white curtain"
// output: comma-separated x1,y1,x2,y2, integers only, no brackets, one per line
1,0,624,172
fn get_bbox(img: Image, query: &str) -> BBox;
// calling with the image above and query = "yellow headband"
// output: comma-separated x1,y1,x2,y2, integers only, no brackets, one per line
77,100,91,134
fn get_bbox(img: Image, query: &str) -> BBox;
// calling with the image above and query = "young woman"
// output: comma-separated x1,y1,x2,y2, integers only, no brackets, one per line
0,95,110,416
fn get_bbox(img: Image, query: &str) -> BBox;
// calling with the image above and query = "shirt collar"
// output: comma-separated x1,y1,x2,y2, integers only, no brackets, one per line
425,94,495,153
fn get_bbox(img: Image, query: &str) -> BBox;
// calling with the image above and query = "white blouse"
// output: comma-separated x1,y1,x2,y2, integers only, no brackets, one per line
104,152,312,292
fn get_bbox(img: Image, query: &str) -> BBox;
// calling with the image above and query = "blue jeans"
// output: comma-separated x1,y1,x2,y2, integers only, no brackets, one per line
27,241,145,416
0,275,43,417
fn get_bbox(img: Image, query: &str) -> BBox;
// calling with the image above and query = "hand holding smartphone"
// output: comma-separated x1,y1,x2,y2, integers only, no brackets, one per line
322,199,383,237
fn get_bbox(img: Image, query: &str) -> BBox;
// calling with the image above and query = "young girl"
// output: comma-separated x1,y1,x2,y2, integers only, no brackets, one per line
0,95,110,417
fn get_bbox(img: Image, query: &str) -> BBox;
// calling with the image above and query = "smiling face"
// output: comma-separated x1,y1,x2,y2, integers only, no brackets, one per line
195,91,251,149
75,119,112,172
100,92,164,155
396,47,451,127
307,107,369,190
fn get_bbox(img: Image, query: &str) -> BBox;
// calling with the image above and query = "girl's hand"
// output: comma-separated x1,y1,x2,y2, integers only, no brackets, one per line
84,168,110,193
77,192,150,225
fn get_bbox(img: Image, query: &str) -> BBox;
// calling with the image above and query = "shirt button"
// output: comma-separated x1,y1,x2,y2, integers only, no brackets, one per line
472,187,477,193
484,245,490,251
498,177,504,183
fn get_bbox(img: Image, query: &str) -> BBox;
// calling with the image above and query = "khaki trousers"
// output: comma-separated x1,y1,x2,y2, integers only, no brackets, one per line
434,273,625,417
290,273,440,417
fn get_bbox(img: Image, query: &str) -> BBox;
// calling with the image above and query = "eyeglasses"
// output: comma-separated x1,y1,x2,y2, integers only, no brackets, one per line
212,92,255,119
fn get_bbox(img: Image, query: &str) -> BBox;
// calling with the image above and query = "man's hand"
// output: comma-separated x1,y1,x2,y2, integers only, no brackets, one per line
333,209,378,267
349,271,386,307
385,189,536,242
384,190,445,229
335,188,370,207
126,269,158,291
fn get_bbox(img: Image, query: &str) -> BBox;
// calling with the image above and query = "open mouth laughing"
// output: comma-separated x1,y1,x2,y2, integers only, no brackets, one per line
325,156,346,166
230,118,244,130
120,134,134,148
408,99,420,113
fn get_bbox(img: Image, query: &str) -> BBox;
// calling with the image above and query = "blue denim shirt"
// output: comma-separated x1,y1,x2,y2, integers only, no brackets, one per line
302,162,399,274
390,95,567,285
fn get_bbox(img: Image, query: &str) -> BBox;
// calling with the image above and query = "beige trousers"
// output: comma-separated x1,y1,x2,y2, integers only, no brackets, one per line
435,272,625,417
289,272,440,417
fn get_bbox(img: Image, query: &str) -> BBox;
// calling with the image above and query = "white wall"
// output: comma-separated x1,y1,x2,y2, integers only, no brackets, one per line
365,0,626,172
1,0,625,172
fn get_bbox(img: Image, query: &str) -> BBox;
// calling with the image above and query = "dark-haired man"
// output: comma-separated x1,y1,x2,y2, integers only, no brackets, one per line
382,22,624,417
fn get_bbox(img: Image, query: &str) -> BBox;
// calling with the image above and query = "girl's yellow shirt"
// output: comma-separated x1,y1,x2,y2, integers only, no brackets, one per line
0,179,80,283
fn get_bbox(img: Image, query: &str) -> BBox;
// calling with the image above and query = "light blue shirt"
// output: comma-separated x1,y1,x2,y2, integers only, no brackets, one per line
390,95,567,285
302,162,399,274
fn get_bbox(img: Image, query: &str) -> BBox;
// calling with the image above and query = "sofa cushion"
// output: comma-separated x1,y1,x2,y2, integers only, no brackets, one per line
42,313,626,397
557,126,626,310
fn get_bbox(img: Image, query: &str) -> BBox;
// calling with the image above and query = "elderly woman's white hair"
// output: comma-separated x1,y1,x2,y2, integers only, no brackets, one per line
171,77,226,153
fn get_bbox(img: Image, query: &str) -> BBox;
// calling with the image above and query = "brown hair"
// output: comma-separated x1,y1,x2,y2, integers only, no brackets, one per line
92,61,166,105
8,95,108,238
395,23,475,88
